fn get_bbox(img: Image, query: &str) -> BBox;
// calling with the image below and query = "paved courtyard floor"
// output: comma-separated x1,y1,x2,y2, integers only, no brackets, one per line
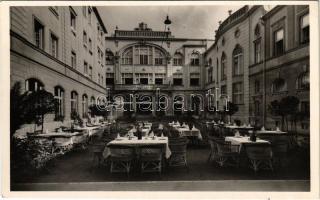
11,142,310,191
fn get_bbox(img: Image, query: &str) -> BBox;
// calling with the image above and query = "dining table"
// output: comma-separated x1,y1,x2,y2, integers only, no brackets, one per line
225,136,270,152
103,136,171,159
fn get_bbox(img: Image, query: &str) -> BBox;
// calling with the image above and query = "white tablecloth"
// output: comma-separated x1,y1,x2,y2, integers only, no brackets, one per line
256,130,287,134
176,127,202,140
225,136,270,151
75,126,100,136
103,137,171,159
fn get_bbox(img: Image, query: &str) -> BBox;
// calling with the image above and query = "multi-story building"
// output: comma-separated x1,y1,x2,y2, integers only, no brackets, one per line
104,22,212,117
249,5,309,133
204,5,309,134
204,6,267,124
10,6,107,133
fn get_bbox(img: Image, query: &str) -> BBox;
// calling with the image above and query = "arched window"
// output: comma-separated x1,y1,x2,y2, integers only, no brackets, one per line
90,96,95,105
221,52,227,80
173,53,183,66
296,72,309,90
25,78,44,92
121,47,133,65
233,45,243,76
105,50,114,65
254,24,260,37
71,91,78,113
134,45,153,65
54,86,64,119
190,53,200,66
82,94,88,117
272,78,287,93
154,49,165,65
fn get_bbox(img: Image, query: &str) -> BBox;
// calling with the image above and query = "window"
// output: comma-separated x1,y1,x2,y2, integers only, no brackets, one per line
296,71,309,90
84,61,88,75
34,18,44,49
136,73,151,85
135,46,153,65
98,73,101,84
88,38,92,53
254,80,260,94
155,73,165,85
173,53,183,66
221,85,227,95
232,82,243,104
190,53,200,66
208,68,213,83
82,94,88,117
173,73,183,86
70,9,76,30
221,53,227,80
300,14,309,44
88,66,92,79
70,91,78,113
71,51,76,68
54,86,64,119
234,28,240,38
254,40,261,63
254,24,260,37
50,33,58,58
97,48,101,63
274,29,284,56
90,96,95,106
105,51,114,65
106,73,114,85
122,47,133,65
83,31,87,46
233,45,243,76
121,73,133,84
154,49,165,65
25,78,44,92
208,58,212,66
190,73,200,86
272,78,287,93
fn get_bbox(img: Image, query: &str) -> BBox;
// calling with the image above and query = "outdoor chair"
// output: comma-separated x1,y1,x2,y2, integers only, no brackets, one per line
207,136,224,163
244,143,273,172
90,142,106,167
168,137,188,170
271,142,288,168
108,145,135,176
139,144,163,175
215,141,240,167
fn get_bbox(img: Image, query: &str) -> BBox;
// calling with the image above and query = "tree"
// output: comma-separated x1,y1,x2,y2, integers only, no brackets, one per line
23,89,56,133
10,82,28,136
224,102,239,123
268,96,300,131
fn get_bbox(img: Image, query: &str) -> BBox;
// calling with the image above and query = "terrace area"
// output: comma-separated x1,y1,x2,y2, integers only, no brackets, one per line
11,118,310,191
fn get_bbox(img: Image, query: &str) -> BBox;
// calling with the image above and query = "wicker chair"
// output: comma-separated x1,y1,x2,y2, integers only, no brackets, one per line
271,142,288,168
139,144,163,175
108,144,135,176
207,137,224,163
215,140,240,167
168,137,188,170
90,142,106,167
244,143,273,172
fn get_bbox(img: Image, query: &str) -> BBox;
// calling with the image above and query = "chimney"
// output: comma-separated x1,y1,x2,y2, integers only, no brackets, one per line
218,21,222,25
228,10,232,16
